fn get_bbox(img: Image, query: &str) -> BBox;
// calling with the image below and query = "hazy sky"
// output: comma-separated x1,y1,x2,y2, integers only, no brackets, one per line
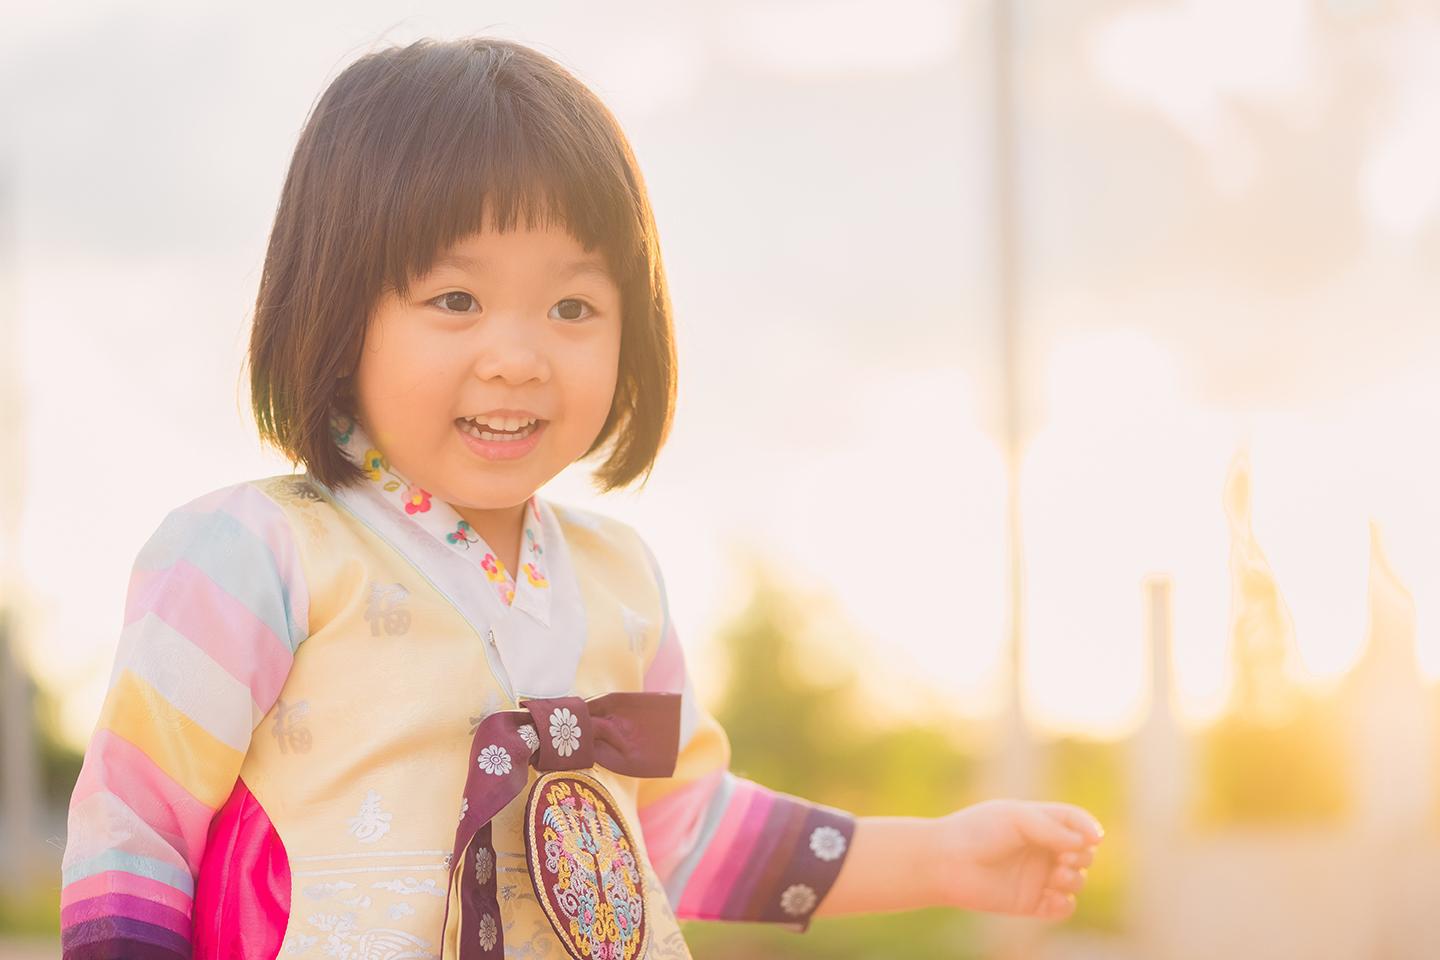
7,0,1440,744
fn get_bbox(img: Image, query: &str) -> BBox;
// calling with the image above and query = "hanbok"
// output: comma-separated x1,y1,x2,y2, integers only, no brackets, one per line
61,424,854,960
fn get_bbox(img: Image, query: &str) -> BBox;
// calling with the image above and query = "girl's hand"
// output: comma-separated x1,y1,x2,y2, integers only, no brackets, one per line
934,799,1102,920
816,801,1102,919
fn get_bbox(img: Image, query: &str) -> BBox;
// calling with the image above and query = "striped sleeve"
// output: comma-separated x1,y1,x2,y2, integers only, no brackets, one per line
634,545,855,928
61,483,309,960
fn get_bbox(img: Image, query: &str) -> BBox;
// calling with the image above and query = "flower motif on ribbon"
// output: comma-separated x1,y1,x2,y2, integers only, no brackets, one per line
779,883,818,917
459,798,469,822
477,913,498,951
519,725,540,750
478,744,511,776
403,484,432,514
475,846,493,884
549,708,581,757
809,825,847,862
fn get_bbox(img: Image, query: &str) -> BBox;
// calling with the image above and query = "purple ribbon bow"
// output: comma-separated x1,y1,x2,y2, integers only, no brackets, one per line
447,693,681,960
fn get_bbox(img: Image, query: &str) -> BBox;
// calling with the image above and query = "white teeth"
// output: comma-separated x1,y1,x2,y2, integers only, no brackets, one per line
464,415,537,432
459,417,538,442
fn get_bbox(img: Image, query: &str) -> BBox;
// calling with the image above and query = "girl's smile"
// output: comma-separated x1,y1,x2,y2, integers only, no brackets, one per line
352,222,622,564
456,411,546,460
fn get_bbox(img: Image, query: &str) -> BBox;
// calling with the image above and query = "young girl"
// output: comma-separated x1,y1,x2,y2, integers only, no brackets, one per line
60,38,1101,960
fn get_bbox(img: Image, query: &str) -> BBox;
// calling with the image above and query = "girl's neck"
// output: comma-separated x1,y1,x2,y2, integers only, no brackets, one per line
452,501,528,575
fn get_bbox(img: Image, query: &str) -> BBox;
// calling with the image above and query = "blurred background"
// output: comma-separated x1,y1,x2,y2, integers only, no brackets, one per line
4,0,1440,957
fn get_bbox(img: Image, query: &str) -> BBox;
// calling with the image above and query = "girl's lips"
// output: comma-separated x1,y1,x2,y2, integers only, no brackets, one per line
456,419,548,461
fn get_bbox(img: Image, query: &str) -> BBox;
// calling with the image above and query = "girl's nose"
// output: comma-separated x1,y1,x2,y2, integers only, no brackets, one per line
470,314,550,385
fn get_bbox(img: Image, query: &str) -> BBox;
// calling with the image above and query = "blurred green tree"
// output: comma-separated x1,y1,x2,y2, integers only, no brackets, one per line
684,574,984,959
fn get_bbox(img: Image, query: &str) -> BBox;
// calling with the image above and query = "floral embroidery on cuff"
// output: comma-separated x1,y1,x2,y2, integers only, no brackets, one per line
809,825,847,861
519,725,540,750
478,745,512,775
780,883,818,917
459,798,469,822
550,708,581,757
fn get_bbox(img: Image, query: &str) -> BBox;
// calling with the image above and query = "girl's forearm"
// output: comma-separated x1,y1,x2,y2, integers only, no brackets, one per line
814,816,945,916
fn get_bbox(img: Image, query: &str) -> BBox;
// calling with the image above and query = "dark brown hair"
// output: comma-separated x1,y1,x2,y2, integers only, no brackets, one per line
250,38,676,490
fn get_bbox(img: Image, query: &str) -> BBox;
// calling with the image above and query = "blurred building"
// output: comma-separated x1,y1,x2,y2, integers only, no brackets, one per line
1023,457,1440,960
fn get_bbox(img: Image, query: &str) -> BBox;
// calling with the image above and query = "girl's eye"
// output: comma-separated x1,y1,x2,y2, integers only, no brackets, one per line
433,292,478,313
549,299,591,322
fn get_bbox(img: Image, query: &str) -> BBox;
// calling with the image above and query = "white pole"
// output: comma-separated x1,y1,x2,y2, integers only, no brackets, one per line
992,0,1033,798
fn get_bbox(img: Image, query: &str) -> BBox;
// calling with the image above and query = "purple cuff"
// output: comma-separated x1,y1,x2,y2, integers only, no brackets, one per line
62,915,190,960
711,791,856,929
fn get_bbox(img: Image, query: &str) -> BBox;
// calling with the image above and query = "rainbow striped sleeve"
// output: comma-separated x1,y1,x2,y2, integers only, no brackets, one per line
635,545,855,928
61,483,308,960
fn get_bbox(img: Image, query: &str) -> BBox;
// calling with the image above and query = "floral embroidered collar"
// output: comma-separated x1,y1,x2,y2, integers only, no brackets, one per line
331,416,550,615
317,417,588,703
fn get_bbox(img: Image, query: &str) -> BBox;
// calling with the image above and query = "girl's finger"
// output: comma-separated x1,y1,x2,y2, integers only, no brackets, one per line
1059,846,1095,870
1038,802,1104,844
1048,866,1087,895
1034,890,1077,922
1017,805,1088,852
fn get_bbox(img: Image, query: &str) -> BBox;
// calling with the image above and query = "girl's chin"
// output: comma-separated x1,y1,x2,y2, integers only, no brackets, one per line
434,462,556,514
438,487,538,516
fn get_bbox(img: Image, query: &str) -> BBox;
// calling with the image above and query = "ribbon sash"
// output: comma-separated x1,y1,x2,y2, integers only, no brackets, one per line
446,693,681,959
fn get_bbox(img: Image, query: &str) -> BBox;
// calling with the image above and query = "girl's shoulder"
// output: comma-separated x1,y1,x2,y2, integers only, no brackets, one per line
136,475,335,592
547,501,651,562
139,477,320,563
132,477,317,656
545,500,666,597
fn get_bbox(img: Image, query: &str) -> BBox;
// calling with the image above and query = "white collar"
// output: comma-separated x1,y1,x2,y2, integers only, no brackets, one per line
320,417,588,701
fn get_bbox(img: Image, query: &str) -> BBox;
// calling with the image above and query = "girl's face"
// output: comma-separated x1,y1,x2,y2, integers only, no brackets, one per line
353,223,622,512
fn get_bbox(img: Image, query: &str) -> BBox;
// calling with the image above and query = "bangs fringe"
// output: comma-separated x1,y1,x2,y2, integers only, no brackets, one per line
376,42,646,295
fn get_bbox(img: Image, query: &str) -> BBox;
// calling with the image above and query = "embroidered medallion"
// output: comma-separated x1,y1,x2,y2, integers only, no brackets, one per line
524,772,649,960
